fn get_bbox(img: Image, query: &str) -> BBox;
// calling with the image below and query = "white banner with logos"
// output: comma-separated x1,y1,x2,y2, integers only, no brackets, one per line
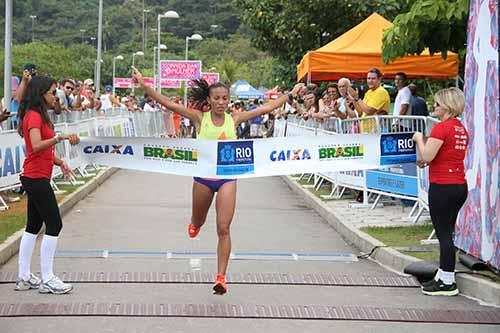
0,130,26,188
76,133,416,179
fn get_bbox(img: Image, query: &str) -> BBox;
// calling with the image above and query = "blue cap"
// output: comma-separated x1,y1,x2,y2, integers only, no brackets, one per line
105,85,112,92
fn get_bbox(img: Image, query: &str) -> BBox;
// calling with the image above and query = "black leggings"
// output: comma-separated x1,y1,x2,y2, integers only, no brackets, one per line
20,176,63,237
428,183,468,272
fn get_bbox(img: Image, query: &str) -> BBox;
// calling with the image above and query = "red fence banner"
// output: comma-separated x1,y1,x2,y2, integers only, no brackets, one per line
114,77,181,89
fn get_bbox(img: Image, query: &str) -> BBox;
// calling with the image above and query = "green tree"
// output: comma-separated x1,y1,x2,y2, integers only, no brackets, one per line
216,59,240,84
381,0,469,63
237,0,408,83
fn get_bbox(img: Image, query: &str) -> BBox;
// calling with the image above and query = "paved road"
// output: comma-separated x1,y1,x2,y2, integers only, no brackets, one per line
0,170,498,332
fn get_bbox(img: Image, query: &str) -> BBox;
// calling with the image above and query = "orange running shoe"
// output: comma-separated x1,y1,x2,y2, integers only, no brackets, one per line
188,223,201,238
213,274,227,295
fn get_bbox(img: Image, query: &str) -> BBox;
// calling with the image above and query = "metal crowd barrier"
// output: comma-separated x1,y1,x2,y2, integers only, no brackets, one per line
278,114,435,225
0,107,172,210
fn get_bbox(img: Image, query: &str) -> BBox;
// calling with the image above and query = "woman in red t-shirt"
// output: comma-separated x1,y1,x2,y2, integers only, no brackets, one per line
413,87,469,296
15,76,80,295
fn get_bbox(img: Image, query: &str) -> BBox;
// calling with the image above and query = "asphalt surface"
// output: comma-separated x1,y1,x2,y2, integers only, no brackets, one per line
0,170,497,332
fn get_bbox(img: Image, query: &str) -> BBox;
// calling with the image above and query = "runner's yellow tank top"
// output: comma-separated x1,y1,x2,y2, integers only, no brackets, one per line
198,111,237,140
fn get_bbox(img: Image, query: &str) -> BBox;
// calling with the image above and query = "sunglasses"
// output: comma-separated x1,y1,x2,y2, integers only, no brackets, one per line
64,86,74,90
51,90,57,96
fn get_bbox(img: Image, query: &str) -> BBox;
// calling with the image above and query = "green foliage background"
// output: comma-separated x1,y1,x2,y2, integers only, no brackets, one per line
0,0,470,92
0,0,278,92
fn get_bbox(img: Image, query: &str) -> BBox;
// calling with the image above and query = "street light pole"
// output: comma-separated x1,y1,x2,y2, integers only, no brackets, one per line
157,11,179,92
143,8,150,52
132,51,144,94
95,0,103,98
112,55,124,97
210,24,219,39
153,44,167,89
29,15,36,42
183,34,203,106
4,0,12,116
80,29,86,44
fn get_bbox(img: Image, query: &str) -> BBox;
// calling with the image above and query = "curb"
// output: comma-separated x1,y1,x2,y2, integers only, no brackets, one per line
0,167,118,267
282,175,500,307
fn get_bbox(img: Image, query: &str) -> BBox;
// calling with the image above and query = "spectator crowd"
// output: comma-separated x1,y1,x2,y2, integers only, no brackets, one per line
2,63,431,139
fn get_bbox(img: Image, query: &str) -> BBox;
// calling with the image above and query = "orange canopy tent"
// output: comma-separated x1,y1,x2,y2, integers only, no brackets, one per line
297,13,459,82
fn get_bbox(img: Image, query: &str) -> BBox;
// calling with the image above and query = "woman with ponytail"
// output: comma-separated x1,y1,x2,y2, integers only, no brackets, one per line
15,75,79,294
133,68,303,295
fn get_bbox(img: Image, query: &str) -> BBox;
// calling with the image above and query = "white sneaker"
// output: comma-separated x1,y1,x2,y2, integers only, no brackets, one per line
15,273,41,291
38,276,73,294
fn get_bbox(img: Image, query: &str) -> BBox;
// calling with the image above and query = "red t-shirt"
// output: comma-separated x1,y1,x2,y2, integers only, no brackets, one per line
428,118,468,184
21,110,56,179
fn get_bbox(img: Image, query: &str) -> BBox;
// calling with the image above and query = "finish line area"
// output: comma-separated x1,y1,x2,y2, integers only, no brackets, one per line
0,172,497,332
51,249,359,262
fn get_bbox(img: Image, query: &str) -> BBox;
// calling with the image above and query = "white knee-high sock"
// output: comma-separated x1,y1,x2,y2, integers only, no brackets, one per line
18,232,38,280
439,269,456,285
40,235,58,282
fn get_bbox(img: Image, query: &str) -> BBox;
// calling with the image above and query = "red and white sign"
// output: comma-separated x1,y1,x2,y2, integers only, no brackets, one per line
113,78,133,88
160,60,202,80
113,77,181,89
188,72,220,87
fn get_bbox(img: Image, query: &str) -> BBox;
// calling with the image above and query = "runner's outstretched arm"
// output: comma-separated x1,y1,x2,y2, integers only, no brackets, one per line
132,68,202,125
233,83,304,126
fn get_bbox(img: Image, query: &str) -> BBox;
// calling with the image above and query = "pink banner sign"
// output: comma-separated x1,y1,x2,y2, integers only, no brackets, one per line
114,77,181,89
188,72,220,87
159,78,182,88
160,60,202,80
113,78,133,88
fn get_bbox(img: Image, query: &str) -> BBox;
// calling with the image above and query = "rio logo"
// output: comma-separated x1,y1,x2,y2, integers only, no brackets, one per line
216,141,254,175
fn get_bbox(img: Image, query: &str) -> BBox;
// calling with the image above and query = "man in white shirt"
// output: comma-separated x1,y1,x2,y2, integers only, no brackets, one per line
143,97,158,112
393,72,412,130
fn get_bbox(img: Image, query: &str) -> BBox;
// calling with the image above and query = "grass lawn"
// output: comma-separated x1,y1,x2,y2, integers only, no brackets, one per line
360,224,440,261
0,172,99,244
294,175,356,201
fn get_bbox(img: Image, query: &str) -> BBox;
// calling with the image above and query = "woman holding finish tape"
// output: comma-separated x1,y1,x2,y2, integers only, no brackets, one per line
413,87,469,296
15,75,79,294
133,67,303,295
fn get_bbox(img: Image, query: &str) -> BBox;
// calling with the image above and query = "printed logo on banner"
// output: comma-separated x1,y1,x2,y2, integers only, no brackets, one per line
83,144,134,155
216,141,254,175
0,144,26,177
270,149,311,162
318,144,364,160
380,134,416,165
143,145,198,164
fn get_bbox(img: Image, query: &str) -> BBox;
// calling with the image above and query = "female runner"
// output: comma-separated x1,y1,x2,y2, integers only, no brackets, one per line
132,68,303,294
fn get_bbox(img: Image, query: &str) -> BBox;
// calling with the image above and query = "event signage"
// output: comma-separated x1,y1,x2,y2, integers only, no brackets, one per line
188,72,220,87
0,131,26,188
160,60,202,80
216,141,255,176
380,133,416,165
113,78,133,89
366,170,418,197
76,134,415,179
114,77,181,89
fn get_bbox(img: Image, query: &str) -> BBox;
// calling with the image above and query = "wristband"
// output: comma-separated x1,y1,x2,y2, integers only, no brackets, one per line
287,93,294,103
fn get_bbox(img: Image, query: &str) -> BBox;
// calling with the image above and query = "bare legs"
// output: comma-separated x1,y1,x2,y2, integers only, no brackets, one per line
191,181,237,275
